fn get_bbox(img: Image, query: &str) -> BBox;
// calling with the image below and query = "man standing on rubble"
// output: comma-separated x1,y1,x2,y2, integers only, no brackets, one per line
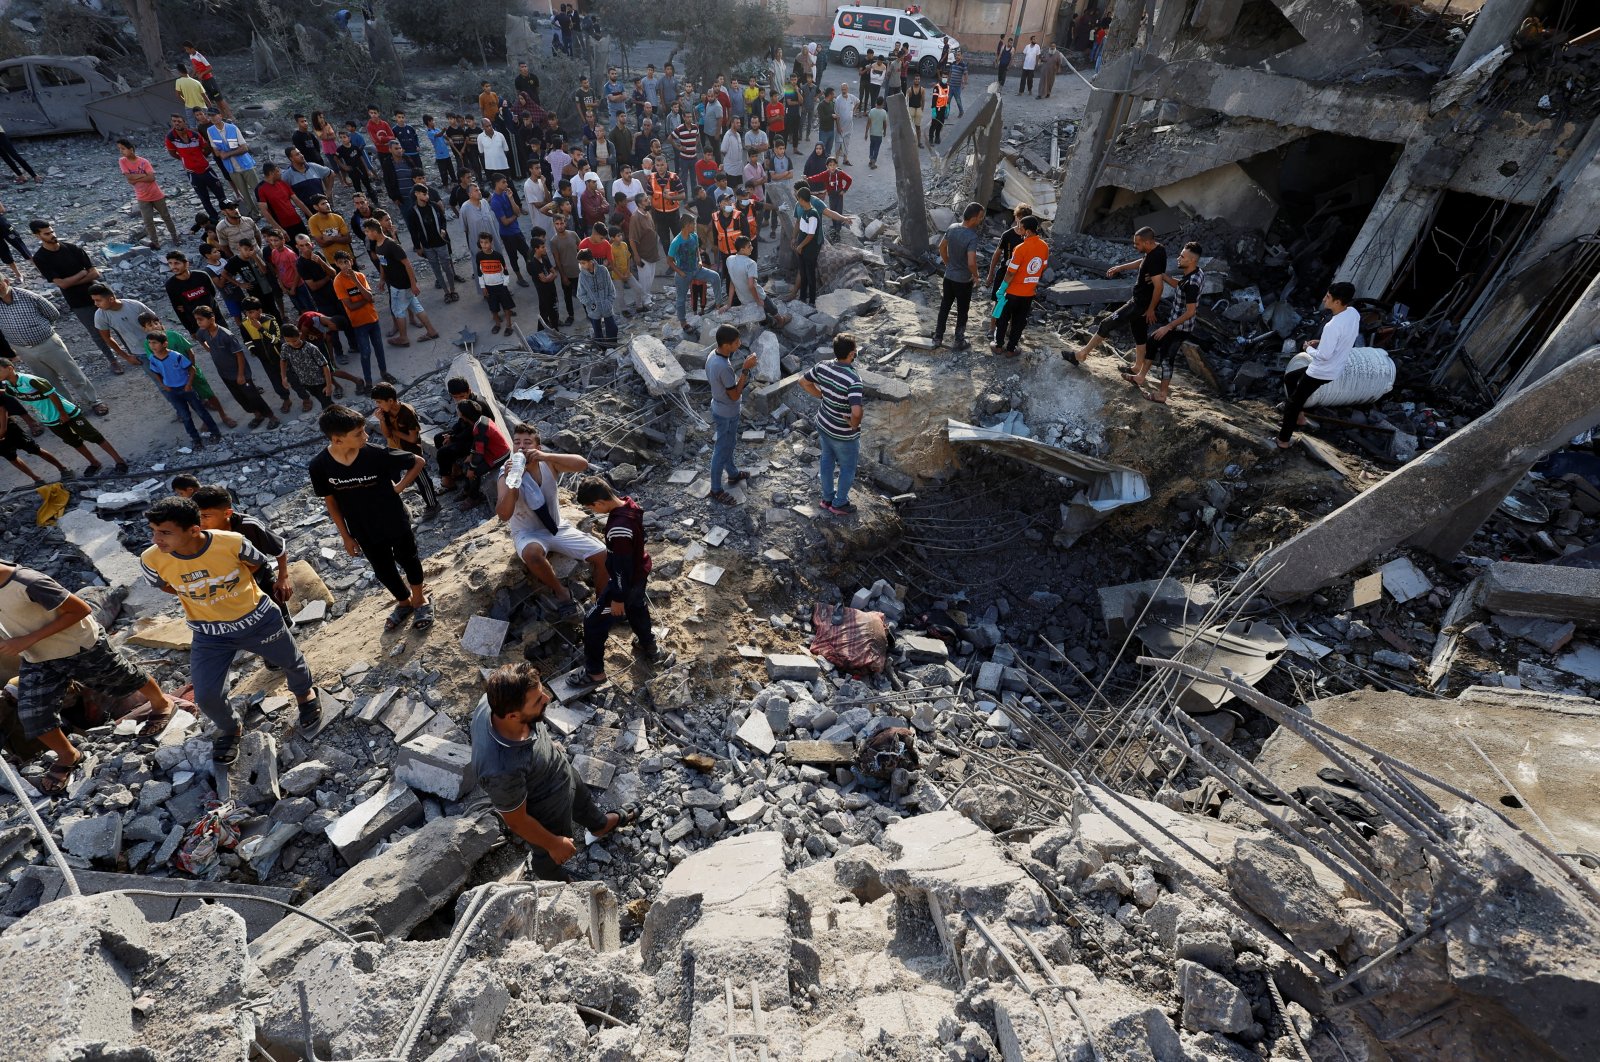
933,203,983,350
706,323,759,506
1278,281,1359,449
1069,226,1166,374
471,661,636,880
800,333,865,515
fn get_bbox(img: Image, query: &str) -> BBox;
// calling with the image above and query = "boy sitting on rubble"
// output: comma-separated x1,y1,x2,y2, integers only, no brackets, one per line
494,421,606,622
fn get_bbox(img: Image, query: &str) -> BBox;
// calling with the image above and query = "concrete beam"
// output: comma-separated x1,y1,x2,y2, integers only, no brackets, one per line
1149,62,1427,142
1334,140,1441,299
1058,52,1137,229
1259,346,1600,598
885,92,929,252
1510,120,1600,271
1449,0,1535,74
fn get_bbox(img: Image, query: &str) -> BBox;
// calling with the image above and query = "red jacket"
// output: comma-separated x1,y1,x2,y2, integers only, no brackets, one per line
807,169,853,195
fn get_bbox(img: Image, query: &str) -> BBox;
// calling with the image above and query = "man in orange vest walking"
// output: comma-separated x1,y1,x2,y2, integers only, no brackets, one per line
992,215,1048,358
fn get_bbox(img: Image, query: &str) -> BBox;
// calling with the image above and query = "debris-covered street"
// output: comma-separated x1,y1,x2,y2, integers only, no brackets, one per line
2,2,1600,1060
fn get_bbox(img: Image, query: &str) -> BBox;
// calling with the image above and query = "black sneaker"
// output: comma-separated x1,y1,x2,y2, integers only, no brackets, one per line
212,730,242,766
297,697,325,737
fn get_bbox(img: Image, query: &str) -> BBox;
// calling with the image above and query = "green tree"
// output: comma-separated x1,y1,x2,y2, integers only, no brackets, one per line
593,0,787,83
388,0,513,62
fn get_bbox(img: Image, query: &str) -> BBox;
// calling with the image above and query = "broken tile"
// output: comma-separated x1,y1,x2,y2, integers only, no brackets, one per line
667,468,698,485
703,526,730,547
460,615,511,657
736,711,777,755
570,754,616,790
1378,558,1433,604
290,599,328,624
543,701,595,735
687,563,725,586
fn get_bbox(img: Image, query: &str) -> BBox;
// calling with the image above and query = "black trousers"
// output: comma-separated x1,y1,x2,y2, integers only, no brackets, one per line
502,232,532,276
583,584,655,675
997,293,1035,352
437,431,472,480
218,373,275,420
560,275,578,319
1018,69,1035,94
798,245,820,304
1279,368,1327,443
522,746,609,879
352,524,423,601
436,157,457,185
935,277,972,342
534,280,561,328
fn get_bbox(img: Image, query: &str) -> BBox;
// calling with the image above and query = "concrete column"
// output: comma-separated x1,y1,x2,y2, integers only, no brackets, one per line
1259,346,1600,598
1056,51,1135,229
885,93,930,252
1449,0,1535,74
1333,140,1440,300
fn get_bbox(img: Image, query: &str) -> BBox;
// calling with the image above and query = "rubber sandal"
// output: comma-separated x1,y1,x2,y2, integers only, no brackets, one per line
384,603,415,631
136,704,175,740
1143,392,1167,404
595,802,640,838
35,757,77,796
212,730,242,766
91,402,110,416
552,599,580,621
710,489,737,505
298,698,325,737
411,602,435,631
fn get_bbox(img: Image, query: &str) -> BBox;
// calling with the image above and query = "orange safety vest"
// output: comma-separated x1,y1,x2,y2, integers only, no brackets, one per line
649,171,679,212
713,207,757,254
932,85,951,109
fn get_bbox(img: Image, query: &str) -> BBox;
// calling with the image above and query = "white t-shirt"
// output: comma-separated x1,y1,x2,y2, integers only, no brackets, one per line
611,177,644,209
523,176,548,208
569,172,588,199
477,131,510,170
1022,44,1041,70
1308,306,1360,381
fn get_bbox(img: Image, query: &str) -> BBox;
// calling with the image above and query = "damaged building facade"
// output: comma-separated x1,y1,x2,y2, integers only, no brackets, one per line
1058,0,1600,399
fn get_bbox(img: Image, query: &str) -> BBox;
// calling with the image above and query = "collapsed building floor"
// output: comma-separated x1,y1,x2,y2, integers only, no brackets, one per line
5,28,1600,1059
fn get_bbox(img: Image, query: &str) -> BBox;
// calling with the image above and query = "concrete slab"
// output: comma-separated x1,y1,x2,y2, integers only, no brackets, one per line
58,506,170,615
811,289,878,320
10,865,297,940
880,809,1029,907
1484,561,1600,624
394,735,476,801
629,335,687,395
1254,686,1600,855
1039,278,1128,307
325,780,424,864
766,653,820,681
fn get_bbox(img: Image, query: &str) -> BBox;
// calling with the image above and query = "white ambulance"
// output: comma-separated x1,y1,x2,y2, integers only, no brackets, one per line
828,5,960,80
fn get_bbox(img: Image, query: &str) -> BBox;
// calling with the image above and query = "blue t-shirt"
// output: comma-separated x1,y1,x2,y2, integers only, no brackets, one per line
668,231,700,272
490,191,522,239
146,350,195,390
427,128,451,160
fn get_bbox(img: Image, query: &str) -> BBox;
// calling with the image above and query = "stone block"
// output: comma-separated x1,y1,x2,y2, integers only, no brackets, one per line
766,653,821,681
976,661,1004,692
1225,835,1348,951
811,289,878,320
736,710,777,754
1039,277,1128,307
60,812,121,861
0,894,144,1056
280,760,329,797
126,617,193,650
753,329,782,383
325,781,424,865
1177,961,1251,1033
394,735,476,801
1484,561,1600,624
629,335,687,395
900,634,949,663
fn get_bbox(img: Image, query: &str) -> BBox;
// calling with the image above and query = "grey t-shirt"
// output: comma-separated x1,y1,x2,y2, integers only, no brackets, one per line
470,700,567,813
941,224,979,283
726,254,762,306
93,298,157,354
707,350,741,419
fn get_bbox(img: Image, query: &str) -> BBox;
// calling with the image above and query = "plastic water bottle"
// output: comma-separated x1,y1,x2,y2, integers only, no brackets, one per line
506,451,527,489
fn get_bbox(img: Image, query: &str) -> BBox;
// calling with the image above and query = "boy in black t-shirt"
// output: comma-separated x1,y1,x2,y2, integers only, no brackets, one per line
371,381,441,515
362,218,440,347
1071,226,1168,373
574,476,673,685
1133,240,1205,405
308,404,433,632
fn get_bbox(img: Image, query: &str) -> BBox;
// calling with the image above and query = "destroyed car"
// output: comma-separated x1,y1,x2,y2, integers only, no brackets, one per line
0,55,130,137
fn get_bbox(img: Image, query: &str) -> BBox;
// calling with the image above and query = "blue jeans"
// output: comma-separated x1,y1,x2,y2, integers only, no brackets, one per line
674,266,723,326
869,135,883,165
710,412,740,491
820,131,835,157
589,314,617,339
951,85,964,116
819,431,859,507
160,386,220,442
190,605,312,732
349,320,389,382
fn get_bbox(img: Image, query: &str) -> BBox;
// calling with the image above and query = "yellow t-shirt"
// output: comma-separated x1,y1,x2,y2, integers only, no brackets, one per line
140,530,274,634
176,76,208,110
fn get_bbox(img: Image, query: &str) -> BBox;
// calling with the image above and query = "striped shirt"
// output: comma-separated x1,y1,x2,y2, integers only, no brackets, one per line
803,359,864,441
0,287,63,347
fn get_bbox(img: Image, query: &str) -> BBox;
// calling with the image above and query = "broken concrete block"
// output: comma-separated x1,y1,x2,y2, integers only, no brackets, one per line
1039,277,1127,307
60,812,122,860
629,335,687,395
752,329,782,382
1225,835,1349,951
1493,615,1576,654
1177,960,1252,1033
881,810,1029,907
976,661,1004,692
1484,561,1600,624
0,894,144,1054
394,735,476,801
325,781,424,865
785,740,856,765
900,634,950,663
253,814,499,979
736,710,777,754
766,653,820,681
1379,557,1433,603
811,289,878,320
728,798,766,825
126,617,192,650
232,730,281,805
